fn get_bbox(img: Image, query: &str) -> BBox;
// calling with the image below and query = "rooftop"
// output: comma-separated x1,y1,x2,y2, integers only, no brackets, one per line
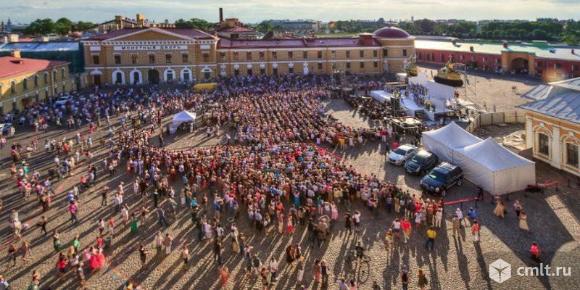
87,27,215,41
0,56,68,79
519,77,580,124
0,41,79,52
218,36,380,49
416,40,580,62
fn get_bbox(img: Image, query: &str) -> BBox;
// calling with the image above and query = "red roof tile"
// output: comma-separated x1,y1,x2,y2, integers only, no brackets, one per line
0,56,68,79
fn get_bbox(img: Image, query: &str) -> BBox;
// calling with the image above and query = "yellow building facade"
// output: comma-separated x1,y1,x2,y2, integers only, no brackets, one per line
521,78,579,176
0,52,74,113
82,26,415,86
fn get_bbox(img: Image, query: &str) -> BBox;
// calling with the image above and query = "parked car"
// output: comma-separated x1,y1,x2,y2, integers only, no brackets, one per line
388,144,417,165
420,162,464,194
405,150,439,175
0,123,13,136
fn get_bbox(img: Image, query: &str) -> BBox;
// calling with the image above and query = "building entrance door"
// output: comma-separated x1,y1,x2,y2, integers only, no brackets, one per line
148,69,160,84
93,75,101,86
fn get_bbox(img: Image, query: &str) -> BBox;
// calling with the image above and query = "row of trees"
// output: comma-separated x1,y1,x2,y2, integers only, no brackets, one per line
23,18,95,35
174,18,215,31
398,19,579,45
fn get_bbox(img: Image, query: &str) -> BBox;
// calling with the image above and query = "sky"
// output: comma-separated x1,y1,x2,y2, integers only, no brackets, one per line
0,0,578,24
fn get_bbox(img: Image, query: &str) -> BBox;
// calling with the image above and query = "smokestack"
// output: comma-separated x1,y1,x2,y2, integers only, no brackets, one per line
219,8,224,23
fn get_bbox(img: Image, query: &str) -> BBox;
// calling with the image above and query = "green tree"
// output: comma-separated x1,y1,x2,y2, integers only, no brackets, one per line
24,18,55,35
73,21,95,31
55,17,73,35
256,21,273,33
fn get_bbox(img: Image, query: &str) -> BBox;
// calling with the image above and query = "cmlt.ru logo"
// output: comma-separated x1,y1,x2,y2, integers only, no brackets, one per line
489,259,512,283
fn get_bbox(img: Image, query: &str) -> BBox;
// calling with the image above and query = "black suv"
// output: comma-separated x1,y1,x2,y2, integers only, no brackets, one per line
420,162,464,194
404,150,439,175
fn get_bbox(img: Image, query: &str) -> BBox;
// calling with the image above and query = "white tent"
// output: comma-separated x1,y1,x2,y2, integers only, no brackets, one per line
454,138,536,195
370,90,392,103
170,111,197,133
421,122,482,162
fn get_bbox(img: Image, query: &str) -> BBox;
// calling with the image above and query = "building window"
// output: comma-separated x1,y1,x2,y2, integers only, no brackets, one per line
260,68,266,75
233,52,240,61
359,50,364,58
318,63,323,70
234,68,240,76
303,51,308,59
259,51,265,60
272,68,278,76
317,51,323,59
373,61,378,68
383,49,388,57
555,63,561,69
34,75,38,87
114,55,121,65
182,54,189,63
360,62,365,69
44,73,48,83
288,51,293,59
165,54,172,64
566,143,578,168
23,79,28,90
246,52,252,60
538,133,550,156
53,71,57,81
62,68,66,79
166,71,174,81
131,54,138,64
220,52,226,61
247,68,253,75
202,53,209,62
272,51,277,60
92,55,100,65
346,62,351,69
289,67,294,74
403,49,407,57
183,70,190,82
373,50,378,58
149,55,155,64
346,51,350,59
62,84,66,92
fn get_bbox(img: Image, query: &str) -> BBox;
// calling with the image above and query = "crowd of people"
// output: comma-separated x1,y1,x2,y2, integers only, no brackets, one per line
0,74,536,290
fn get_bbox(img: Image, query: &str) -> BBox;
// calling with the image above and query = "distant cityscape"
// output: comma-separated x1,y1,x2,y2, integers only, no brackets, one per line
1,15,579,45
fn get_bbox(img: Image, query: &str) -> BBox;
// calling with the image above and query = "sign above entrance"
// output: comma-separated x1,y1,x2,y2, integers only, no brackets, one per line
113,45,188,51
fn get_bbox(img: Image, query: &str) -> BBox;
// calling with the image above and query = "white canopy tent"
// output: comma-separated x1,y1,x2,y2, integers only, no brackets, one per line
370,90,393,103
454,138,536,195
170,111,197,134
421,122,482,162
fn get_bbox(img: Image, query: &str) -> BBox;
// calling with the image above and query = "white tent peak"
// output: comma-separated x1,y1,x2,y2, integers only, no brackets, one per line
422,122,482,149
458,137,534,171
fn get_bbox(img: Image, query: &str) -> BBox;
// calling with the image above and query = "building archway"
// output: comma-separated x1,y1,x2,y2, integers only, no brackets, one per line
181,68,192,82
201,67,212,80
90,70,102,87
112,70,125,85
164,69,176,82
148,69,160,84
511,58,529,74
130,70,142,85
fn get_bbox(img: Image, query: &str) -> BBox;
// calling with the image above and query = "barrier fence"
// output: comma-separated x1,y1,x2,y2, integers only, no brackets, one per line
466,109,526,132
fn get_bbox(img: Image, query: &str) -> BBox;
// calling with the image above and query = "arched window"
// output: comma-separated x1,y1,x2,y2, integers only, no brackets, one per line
183,70,190,82
538,132,550,156
132,71,141,84
115,71,123,84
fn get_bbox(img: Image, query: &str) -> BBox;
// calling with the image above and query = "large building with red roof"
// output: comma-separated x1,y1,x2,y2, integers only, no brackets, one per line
0,51,74,112
81,26,415,86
